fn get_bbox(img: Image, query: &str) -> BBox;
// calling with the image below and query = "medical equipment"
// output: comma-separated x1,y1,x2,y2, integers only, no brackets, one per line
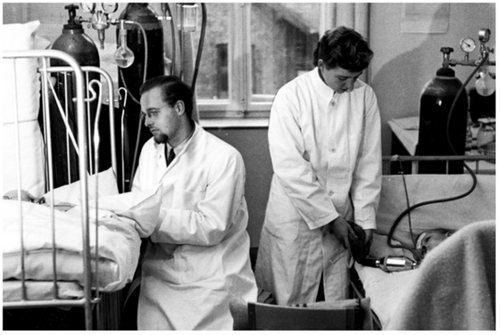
417,47,468,174
2,44,141,330
350,155,495,330
381,29,496,266
50,4,101,188
476,117,495,156
77,3,207,190
52,4,99,67
362,256,418,273
417,29,495,174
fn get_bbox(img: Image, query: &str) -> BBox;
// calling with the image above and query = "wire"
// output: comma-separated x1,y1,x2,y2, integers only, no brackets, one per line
398,160,417,248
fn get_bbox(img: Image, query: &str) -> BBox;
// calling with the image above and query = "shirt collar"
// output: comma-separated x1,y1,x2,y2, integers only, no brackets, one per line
312,67,336,99
166,121,197,155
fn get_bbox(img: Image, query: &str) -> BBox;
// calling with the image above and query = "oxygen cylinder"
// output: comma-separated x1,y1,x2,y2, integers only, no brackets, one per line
49,4,100,187
51,4,100,67
417,56,468,174
117,3,164,188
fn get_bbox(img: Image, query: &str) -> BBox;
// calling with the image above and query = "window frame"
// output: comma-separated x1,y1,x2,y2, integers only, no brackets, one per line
198,3,333,124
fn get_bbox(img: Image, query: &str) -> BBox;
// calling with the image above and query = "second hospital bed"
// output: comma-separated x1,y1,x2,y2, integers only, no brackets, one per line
351,156,496,330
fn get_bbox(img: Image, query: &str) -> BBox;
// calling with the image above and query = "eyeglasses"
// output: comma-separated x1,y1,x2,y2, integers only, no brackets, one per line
141,103,172,119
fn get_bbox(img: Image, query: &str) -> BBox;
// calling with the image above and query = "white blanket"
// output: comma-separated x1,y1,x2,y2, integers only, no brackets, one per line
3,183,162,293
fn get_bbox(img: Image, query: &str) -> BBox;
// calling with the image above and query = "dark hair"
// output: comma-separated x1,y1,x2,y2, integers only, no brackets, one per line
313,26,373,72
139,75,194,119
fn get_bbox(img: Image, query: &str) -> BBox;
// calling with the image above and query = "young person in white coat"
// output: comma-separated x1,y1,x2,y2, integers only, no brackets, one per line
132,76,257,330
255,26,382,305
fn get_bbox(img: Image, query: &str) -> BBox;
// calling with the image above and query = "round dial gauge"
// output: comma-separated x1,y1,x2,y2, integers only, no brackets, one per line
80,3,96,13
459,37,476,53
101,3,118,14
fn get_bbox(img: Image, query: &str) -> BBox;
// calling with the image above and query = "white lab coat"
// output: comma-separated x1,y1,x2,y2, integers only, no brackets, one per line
255,67,382,305
132,123,257,330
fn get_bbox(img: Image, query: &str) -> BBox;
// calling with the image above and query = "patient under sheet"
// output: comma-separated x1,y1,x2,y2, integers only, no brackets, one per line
354,174,495,329
3,168,163,294
386,220,495,330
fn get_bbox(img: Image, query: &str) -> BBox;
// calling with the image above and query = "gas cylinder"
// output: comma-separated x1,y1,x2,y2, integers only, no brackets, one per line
49,4,100,187
51,4,100,67
117,3,164,188
417,49,468,174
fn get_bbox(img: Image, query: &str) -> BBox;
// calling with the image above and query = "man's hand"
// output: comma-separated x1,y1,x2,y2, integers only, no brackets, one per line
328,216,357,251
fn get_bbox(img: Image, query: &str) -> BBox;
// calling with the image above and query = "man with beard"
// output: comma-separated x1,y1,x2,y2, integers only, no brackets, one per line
132,75,257,330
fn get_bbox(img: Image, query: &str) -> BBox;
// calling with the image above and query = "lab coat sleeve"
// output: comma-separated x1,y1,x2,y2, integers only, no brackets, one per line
131,143,148,193
152,148,246,246
269,89,338,231
350,87,382,230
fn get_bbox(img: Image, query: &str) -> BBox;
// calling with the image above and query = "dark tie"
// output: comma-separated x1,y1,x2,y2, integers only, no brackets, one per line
166,147,176,167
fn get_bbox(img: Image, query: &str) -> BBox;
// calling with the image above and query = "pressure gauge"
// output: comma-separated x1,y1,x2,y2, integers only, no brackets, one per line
459,37,476,53
101,3,118,14
81,3,96,13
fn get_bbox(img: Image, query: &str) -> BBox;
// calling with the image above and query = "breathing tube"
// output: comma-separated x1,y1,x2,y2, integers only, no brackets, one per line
386,57,487,263
122,21,148,190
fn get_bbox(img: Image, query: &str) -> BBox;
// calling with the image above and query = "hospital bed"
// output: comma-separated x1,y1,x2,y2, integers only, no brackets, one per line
2,25,153,330
351,155,496,330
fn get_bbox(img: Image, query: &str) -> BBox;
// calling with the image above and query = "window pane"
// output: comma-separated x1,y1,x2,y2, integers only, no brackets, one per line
250,3,320,98
195,3,231,101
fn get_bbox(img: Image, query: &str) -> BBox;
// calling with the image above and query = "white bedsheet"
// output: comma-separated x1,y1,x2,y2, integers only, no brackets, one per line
3,200,140,292
3,183,163,293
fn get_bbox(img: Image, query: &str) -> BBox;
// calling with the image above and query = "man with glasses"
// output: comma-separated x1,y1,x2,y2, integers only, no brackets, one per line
132,75,257,330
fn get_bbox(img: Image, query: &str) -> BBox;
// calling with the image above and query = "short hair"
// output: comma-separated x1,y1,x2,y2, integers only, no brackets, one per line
313,26,373,72
139,75,194,119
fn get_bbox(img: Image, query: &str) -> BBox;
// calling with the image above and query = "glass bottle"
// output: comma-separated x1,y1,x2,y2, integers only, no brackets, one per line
476,118,496,156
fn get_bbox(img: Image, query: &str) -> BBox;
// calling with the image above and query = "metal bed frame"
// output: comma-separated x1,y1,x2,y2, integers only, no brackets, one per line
2,49,120,330
382,154,495,175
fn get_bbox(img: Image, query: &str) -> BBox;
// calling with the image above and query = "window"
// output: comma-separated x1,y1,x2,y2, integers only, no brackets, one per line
195,3,326,121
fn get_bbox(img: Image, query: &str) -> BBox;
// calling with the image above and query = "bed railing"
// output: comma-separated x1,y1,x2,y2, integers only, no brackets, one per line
382,154,495,175
2,49,118,330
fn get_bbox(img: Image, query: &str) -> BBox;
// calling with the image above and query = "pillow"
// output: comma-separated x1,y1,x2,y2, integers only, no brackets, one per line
42,167,119,206
2,20,45,197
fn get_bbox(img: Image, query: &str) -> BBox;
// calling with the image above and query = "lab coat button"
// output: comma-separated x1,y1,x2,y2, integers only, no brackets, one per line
331,148,336,152
329,191,334,195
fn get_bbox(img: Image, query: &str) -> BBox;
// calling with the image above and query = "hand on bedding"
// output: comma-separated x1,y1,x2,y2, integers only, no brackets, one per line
3,190,44,203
